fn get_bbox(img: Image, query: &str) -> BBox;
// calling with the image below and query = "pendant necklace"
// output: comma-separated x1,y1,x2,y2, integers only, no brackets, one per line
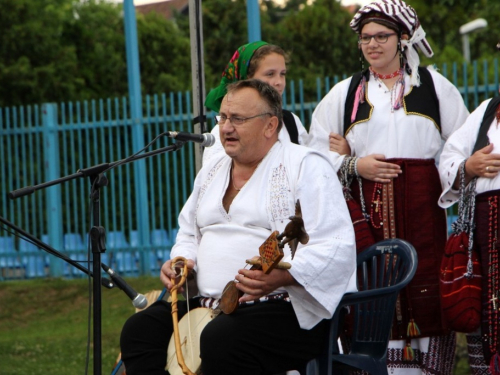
231,162,259,192
230,142,278,192
370,66,405,112
232,166,243,191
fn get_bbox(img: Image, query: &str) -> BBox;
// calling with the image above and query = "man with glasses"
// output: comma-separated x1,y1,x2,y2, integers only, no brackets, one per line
120,79,357,375
308,0,469,374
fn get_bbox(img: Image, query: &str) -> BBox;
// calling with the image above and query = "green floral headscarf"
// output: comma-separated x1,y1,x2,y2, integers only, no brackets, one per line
205,41,268,113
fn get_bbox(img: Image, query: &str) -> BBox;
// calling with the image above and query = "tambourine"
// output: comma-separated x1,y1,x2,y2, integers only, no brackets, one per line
166,307,217,374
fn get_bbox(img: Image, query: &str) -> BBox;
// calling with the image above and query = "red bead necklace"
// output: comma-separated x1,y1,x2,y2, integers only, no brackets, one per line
369,66,403,80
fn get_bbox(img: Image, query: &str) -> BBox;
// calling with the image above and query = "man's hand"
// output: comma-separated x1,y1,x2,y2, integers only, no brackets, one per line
234,268,296,303
329,132,351,155
160,258,195,292
357,154,402,183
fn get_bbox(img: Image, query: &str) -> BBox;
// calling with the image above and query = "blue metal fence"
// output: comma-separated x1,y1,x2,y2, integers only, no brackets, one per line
0,58,498,280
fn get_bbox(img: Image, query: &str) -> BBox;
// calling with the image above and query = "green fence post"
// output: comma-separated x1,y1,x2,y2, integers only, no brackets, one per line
124,0,151,275
42,103,63,277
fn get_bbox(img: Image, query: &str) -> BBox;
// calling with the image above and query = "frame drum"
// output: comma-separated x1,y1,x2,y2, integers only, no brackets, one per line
166,307,216,375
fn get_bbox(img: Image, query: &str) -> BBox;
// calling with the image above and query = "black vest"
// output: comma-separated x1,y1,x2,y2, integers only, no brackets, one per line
343,67,441,136
472,96,500,153
282,109,299,145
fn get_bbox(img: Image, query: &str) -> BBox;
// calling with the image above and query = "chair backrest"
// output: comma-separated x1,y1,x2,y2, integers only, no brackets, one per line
19,239,38,252
0,237,16,253
63,233,86,250
129,231,139,247
150,229,171,246
349,238,418,357
106,231,129,249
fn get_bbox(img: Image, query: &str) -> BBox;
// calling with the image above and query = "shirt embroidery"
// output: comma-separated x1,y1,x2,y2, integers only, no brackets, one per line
269,163,291,223
195,159,226,240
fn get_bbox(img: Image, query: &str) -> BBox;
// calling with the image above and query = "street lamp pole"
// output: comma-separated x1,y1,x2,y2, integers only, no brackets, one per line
459,18,488,63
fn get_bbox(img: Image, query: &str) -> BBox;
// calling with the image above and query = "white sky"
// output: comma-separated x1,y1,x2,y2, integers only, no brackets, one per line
107,0,373,7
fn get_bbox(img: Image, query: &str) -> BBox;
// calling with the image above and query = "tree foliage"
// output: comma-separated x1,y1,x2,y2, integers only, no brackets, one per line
179,0,250,90
0,0,79,106
0,0,499,107
271,0,359,95
0,0,191,107
136,11,191,94
408,0,498,67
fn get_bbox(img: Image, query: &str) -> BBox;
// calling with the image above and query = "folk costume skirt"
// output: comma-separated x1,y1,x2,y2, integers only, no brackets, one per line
350,158,448,339
349,158,455,374
476,189,500,365
460,189,500,375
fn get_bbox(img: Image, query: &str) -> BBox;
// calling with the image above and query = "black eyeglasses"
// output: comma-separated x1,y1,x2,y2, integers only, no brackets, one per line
217,113,272,126
359,33,397,45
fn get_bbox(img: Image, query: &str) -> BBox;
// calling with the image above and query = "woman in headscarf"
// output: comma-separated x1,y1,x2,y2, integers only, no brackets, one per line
307,0,469,373
438,42,500,375
203,41,308,164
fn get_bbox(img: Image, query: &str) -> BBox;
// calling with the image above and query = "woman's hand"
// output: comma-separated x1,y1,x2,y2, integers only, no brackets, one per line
356,154,402,183
329,132,351,155
160,258,195,293
464,144,500,182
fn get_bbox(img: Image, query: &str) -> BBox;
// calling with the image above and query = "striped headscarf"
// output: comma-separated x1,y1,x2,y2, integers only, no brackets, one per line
350,0,433,86
205,41,268,113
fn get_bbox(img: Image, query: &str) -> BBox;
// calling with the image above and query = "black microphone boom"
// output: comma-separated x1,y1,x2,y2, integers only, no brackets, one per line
102,264,148,309
167,131,215,147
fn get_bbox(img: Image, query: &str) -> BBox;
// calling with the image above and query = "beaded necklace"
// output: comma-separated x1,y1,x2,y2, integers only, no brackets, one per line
369,66,403,80
370,183,383,228
496,102,500,125
488,196,499,371
496,87,500,125
370,65,406,113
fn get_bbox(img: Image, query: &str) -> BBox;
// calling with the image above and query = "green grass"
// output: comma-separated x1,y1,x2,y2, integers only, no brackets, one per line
0,276,162,375
0,277,472,374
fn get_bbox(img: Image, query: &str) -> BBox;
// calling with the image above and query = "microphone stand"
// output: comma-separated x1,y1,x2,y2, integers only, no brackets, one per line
0,214,114,290
8,141,186,375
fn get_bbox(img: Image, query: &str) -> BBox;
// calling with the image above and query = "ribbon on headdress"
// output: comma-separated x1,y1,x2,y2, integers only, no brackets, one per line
401,25,426,86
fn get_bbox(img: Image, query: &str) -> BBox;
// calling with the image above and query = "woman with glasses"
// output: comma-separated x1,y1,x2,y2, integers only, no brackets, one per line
308,1,469,374
203,41,307,164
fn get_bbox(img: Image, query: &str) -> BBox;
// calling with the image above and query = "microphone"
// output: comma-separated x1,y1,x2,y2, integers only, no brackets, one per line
102,264,148,309
166,131,215,147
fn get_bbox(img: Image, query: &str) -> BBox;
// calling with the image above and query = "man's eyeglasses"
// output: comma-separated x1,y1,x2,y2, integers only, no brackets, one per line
217,113,272,126
358,33,397,45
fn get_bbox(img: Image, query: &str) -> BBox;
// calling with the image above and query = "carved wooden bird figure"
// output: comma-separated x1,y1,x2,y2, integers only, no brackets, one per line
277,200,309,259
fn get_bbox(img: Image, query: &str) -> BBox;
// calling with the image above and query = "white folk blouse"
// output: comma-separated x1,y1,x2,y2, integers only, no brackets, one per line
171,141,357,329
307,68,469,172
439,98,500,208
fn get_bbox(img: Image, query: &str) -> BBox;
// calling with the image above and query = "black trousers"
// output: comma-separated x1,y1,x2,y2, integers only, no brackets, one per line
120,298,328,375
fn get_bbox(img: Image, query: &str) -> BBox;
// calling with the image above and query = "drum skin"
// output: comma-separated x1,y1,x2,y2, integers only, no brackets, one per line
166,307,216,375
